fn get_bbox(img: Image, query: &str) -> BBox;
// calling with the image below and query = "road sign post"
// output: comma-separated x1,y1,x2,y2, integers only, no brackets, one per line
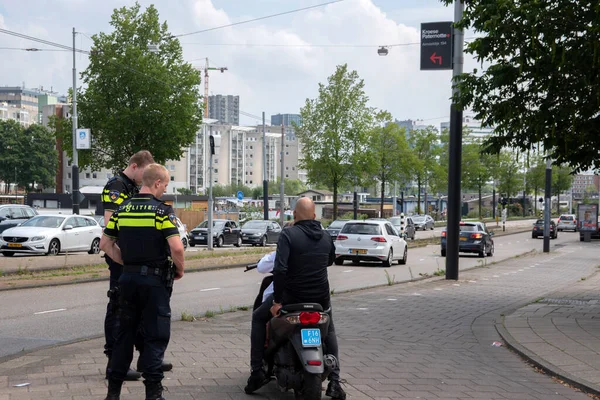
420,22,453,71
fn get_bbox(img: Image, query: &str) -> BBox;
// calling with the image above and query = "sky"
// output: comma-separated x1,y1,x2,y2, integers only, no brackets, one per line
0,0,480,128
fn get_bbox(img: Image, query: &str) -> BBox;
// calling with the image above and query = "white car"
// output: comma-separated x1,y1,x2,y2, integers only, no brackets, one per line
333,220,408,267
557,214,577,232
0,214,103,256
174,217,189,249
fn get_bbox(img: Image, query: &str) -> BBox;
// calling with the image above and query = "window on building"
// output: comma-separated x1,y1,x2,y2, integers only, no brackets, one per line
250,180,253,184
67,172,72,179
286,152,289,155
92,173,97,179
85,173,91,179
214,169,218,173
286,174,289,178
170,165,175,171
286,167,289,170
214,159,218,163
292,167,295,171
66,184,71,192
170,176,174,181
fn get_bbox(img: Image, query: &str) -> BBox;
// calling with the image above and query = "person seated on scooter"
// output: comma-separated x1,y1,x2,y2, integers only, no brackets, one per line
271,197,346,400
244,222,293,394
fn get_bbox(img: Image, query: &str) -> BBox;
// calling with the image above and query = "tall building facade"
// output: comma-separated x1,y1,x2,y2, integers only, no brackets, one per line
208,95,239,125
271,113,301,127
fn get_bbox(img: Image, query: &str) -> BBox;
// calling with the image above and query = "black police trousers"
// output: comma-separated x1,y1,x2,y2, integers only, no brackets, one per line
109,271,171,383
104,256,144,358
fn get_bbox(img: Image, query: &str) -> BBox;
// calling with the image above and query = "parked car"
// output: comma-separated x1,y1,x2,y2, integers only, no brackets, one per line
388,216,416,240
189,219,242,247
0,214,102,256
556,214,577,232
0,204,38,234
441,221,494,257
412,214,435,230
333,220,407,267
241,220,281,246
532,219,557,239
325,219,349,241
91,215,105,228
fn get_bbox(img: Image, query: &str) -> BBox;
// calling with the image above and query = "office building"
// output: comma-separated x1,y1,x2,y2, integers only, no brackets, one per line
208,95,239,125
440,113,494,141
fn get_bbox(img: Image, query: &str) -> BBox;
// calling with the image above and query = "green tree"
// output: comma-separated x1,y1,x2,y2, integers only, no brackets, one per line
367,111,414,216
496,151,524,216
462,138,493,219
552,165,574,214
525,156,546,215
65,3,202,171
176,188,192,195
296,64,374,219
17,124,58,191
408,127,438,214
0,120,22,193
442,0,600,171
0,121,57,193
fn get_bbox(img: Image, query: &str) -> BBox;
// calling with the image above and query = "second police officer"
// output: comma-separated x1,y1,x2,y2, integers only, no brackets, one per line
100,163,185,400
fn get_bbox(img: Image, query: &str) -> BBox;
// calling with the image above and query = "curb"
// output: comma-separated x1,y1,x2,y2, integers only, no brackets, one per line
0,228,533,291
496,315,600,398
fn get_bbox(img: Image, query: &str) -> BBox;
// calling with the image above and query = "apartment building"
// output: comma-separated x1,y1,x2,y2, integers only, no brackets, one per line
208,95,240,125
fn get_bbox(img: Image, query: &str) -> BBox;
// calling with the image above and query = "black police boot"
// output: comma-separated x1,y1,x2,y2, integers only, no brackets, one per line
137,359,173,373
244,369,270,394
144,381,166,400
326,379,347,400
104,379,122,400
105,359,141,381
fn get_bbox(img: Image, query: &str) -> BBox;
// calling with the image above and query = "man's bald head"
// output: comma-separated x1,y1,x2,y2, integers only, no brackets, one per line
294,197,316,221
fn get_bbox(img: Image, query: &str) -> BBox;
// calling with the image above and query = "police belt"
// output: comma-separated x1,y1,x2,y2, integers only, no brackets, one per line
122,265,165,276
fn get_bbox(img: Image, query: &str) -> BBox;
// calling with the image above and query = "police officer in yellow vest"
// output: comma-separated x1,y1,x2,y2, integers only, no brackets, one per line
102,150,172,381
101,164,185,400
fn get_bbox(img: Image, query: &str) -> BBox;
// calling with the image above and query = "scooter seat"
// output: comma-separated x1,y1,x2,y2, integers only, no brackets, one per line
281,303,323,312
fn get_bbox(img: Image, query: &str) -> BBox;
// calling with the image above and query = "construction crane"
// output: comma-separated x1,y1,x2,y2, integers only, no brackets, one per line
197,58,228,118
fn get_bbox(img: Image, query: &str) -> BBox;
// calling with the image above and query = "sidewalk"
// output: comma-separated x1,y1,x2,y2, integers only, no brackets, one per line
1,241,599,399
499,268,600,395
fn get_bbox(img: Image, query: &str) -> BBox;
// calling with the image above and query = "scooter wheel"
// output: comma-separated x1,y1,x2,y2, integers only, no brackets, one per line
298,371,322,400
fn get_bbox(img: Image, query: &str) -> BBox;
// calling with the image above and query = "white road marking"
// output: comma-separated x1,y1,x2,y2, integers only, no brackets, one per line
482,278,489,281
518,269,524,272
34,308,66,315
357,308,368,310
343,270,354,273
199,288,221,292
453,284,460,286
434,288,443,291
493,275,500,278
387,298,397,301
419,259,425,262
468,280,477,283
412,293,422,296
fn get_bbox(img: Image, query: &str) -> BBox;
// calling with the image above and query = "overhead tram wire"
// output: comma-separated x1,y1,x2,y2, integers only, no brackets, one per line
172,0,345,38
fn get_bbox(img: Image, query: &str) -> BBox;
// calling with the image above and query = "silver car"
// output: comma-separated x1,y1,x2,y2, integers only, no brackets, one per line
412,215,435,230
557,214,577,232
333,220,408,267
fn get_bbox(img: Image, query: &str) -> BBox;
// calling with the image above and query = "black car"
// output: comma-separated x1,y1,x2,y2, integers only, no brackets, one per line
388,216,416,240
325,219,349,240
441,221,494,257
241,220,281,246
0,205,38,234
189,219,242,247
532,219,557,239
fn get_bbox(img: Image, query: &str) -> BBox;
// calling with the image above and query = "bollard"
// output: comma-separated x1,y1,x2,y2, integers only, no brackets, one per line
400,212,405,235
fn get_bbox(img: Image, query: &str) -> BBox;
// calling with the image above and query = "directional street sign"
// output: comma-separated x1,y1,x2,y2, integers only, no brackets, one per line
420,22,453,70
237,191,244,201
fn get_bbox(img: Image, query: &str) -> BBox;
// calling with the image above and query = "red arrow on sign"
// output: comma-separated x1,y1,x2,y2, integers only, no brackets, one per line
430,52,442,65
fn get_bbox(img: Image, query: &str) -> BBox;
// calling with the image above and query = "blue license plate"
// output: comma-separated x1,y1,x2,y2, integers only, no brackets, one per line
301,329,321,347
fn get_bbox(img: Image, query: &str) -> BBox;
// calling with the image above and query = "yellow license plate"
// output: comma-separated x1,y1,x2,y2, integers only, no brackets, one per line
7,243,22,248
459,237,467,241
351,249,367,255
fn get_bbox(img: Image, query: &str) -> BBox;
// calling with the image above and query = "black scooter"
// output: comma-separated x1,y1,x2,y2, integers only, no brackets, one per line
245,263,337,399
